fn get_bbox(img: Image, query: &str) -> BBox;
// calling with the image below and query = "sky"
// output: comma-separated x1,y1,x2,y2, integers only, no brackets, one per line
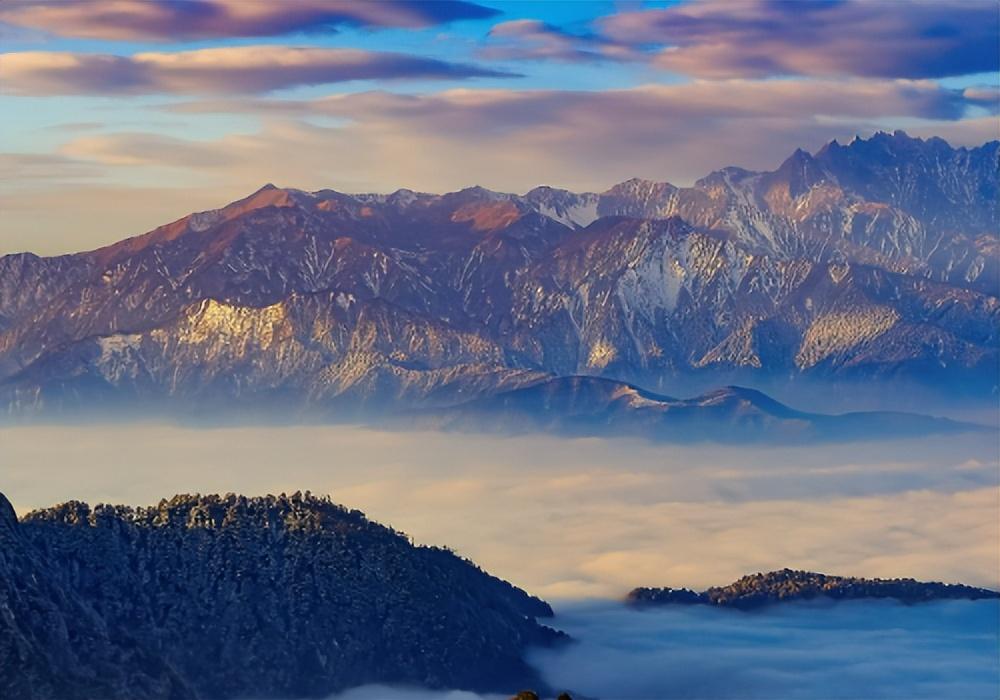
0,0,998,255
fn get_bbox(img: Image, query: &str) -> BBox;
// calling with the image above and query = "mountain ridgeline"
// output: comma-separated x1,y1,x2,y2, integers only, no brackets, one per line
0,492,561,700
1,131,997,434
411,377,980,443
627,569,1000,610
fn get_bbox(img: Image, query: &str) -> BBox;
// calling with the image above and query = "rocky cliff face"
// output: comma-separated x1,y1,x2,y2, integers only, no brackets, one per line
0,492,561,700
1,131,996,419
530,132,999,292
627,568,1000,610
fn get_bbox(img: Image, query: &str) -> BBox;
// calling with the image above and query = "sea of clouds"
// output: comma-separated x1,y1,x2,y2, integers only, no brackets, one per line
530,598,1000,699
3,424,997,596
4,423,998,699
319,598,1000,699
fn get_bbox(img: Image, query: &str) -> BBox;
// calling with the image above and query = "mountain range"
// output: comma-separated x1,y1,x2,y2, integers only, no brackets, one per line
1,131,996,434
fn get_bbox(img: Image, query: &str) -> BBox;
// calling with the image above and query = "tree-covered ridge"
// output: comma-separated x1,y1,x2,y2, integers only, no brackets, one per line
628,568,1000,609
2,491,562,700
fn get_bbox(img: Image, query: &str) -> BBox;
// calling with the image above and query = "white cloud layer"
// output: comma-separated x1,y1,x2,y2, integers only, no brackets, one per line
529,599,1000,699
3,425,996,598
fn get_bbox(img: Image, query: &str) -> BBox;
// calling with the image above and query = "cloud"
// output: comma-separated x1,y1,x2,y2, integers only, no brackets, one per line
0,152,102,182
2,425,997,599
83,79,985,166
599,0,999,79
2,423,997,699
530,599,1000,699
61,131,239,166
0,46,513,96
0,0,499,41
481,19,635,63
906,116,1000,146
306,79,978,129
56,79,983,189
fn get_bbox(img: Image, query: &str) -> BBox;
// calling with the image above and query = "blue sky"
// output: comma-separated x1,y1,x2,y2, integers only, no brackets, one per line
0,0,996,254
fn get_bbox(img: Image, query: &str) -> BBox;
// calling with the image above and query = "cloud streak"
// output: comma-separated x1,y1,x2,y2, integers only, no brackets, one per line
481,19,635,64
307,79,979,129
599,0,1000,79
54,79,986,189
0,46,513,95
0,0,500,41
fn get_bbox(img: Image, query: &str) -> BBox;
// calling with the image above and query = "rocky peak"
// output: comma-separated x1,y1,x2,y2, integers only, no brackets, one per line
603,177,675,198
599,177,679,219
811,130,999,232
85,182,308,268
385,188,422,207
522,186,600,228
822,130,962,162
766,147,832,199
523,185,591,207
693,165,758,190
524,185,571,198
449,185,511,203
222,183,301,215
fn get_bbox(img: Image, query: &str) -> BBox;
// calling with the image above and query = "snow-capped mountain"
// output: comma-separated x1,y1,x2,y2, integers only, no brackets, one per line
1,131,996,424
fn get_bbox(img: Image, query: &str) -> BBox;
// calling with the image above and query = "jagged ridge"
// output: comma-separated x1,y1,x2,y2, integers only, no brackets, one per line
0,131,996,421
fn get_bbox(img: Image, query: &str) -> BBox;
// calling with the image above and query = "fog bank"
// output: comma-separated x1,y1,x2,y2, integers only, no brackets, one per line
315,600,1000,700
2,424,996,597
529,599,1000,699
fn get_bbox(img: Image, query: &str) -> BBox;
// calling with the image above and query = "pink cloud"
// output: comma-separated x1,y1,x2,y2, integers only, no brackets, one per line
0,0,499,41
599,0,998,79
0,46,513,95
